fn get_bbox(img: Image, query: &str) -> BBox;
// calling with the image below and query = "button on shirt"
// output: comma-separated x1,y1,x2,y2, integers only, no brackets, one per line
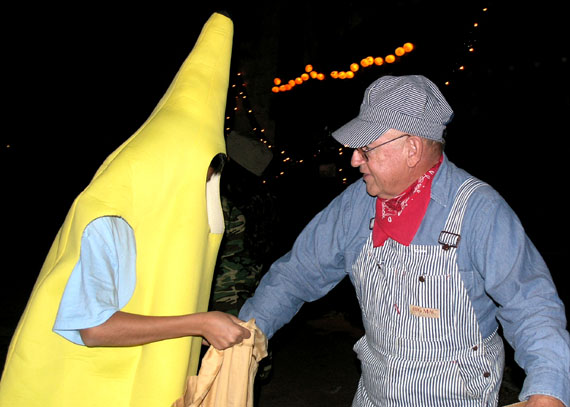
239,154,570,405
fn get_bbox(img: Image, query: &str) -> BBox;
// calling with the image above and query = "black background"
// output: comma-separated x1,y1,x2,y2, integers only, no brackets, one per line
2,1,568,367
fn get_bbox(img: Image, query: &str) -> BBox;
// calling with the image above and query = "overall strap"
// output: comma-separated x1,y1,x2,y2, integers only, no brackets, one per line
438,178,487,251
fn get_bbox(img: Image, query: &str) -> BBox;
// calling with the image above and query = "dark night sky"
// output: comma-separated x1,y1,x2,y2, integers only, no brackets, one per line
2,2,568,318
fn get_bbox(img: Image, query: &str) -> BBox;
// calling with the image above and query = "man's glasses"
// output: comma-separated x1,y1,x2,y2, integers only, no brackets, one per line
355,134,410,162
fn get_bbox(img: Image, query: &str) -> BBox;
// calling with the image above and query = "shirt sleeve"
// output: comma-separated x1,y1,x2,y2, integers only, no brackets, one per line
53,216,137,345
239,182,367,338
466,190,570,406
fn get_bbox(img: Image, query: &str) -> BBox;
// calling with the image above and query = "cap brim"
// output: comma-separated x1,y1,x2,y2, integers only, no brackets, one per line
331,117,390,148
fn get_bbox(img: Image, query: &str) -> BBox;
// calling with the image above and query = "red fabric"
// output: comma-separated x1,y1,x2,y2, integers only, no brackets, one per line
372,155,443,247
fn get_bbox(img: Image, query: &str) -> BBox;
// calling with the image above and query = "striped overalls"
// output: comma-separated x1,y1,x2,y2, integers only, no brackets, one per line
351,179,505,407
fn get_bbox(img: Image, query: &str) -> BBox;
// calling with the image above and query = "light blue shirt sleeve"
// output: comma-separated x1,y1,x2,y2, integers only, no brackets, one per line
53,216,136,345
462,190,570,406
239,180,371,338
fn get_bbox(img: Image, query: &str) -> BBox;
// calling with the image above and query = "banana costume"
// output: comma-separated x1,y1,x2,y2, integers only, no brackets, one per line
0,12,233,406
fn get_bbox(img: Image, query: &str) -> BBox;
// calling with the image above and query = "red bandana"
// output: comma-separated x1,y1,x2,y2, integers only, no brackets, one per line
372,155,443,247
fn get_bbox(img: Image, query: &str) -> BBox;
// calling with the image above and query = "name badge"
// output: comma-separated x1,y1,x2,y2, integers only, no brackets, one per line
410,305,440,319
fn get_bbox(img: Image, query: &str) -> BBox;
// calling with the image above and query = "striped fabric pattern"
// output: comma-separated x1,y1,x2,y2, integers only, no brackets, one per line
350,178,504,407
332,75,454,148
440,178,487,241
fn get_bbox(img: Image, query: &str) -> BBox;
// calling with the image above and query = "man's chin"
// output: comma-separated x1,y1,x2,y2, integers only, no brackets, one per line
363,180,379,198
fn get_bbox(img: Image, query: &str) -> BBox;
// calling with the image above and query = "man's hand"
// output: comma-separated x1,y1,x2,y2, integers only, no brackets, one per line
199,311,251,350
525,394,565,407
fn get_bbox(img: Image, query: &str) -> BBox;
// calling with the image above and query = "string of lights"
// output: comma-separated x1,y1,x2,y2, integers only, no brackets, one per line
225,6,495,186
443,7,488,87
226,70,353,185
271,42,415,93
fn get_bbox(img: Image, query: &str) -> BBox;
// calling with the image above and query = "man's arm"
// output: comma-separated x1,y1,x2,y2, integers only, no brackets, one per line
239,181,370,338
80,310,250,350
466,192,570,406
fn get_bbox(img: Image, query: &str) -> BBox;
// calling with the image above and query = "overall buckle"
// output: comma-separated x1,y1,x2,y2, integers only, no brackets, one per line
438,231,461,251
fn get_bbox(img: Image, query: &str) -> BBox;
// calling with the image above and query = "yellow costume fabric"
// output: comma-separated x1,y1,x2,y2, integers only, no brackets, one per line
172,319,268,407
0,12,233,407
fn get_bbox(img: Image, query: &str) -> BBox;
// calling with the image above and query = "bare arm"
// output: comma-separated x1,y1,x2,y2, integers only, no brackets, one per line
80,311,250,350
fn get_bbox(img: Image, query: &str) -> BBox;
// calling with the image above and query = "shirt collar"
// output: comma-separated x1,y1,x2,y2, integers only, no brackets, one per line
430,153,452,208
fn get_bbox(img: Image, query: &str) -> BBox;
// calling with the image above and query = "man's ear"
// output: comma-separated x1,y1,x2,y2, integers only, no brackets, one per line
406,135,424,167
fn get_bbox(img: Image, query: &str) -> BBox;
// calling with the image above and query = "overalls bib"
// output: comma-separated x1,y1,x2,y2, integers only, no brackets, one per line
351,178,505,407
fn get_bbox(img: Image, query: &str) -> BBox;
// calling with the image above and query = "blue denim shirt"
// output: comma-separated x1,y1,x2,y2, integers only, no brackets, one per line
240,154,570,405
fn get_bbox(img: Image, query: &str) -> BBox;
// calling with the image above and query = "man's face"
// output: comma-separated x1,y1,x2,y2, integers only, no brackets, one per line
350,129,411,199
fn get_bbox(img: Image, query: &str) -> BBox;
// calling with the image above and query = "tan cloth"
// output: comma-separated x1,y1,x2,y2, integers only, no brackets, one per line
173,319,268,407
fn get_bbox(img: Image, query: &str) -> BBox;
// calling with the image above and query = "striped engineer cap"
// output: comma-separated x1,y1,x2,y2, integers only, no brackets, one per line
332,75,454,148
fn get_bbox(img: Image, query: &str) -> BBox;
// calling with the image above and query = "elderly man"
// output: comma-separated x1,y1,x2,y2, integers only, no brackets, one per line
239,75,570,406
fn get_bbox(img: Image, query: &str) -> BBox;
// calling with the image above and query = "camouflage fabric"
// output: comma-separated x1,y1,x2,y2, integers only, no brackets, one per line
210,196,263,316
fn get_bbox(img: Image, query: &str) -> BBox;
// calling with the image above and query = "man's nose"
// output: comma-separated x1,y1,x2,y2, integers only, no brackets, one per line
351,149,366,167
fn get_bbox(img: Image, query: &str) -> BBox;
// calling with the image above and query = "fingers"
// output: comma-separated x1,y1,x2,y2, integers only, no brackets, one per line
222,313,252,340
222,318,251,347
226,314,252,339
202,312,252,350
242,326,251,339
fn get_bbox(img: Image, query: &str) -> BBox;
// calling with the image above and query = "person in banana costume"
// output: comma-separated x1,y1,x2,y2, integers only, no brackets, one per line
0,12,250,406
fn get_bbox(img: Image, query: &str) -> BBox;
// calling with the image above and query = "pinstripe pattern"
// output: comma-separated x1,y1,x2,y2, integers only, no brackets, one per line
351,178,504,407
332,75,454,148
439,178,487,248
